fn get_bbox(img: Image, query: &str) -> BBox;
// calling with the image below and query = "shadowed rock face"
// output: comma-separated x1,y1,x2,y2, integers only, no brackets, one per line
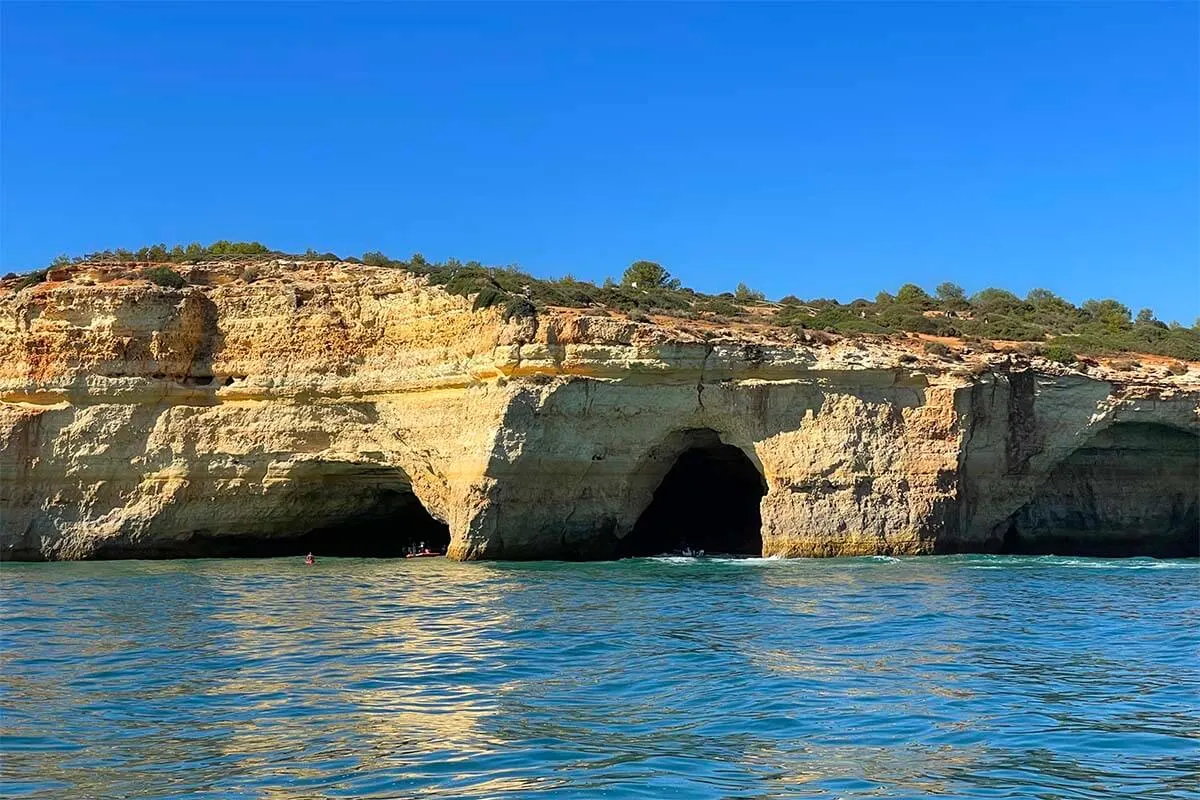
2,260,1198,561
91,491,449,559
999,423,1199,558
66,463,451,560
618,430,766,557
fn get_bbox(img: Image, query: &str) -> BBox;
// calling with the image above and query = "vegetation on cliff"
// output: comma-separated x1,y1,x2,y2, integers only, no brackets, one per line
7,241,1199,361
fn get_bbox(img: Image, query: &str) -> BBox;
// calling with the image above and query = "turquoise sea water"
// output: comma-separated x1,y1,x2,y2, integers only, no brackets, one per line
1,555,1198,799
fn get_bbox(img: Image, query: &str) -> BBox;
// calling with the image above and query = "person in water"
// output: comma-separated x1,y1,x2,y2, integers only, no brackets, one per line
304,552,315,565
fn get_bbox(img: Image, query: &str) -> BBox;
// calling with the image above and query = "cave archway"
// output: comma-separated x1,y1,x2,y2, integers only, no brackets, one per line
998,422,1199,558
267,489,449,558
619,430,766,557
226,462,450,558
100,462,450,559
177,491,449,558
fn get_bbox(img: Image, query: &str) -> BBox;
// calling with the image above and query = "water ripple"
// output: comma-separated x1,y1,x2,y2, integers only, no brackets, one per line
2,555,1198,799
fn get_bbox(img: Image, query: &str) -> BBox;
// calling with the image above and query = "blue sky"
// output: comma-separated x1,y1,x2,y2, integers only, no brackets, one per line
2,2,1197,322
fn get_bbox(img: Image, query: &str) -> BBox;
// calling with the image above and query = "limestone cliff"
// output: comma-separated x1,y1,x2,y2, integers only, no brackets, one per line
2,260,1197,561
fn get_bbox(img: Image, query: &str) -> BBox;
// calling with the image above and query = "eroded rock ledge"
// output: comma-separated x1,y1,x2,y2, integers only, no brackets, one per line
2,260,1197,561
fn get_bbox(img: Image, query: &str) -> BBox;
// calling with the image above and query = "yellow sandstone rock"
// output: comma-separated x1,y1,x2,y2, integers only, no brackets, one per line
1,261,1196,560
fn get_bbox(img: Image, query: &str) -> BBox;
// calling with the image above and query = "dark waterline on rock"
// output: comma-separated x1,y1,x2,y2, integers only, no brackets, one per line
2,555,1198,799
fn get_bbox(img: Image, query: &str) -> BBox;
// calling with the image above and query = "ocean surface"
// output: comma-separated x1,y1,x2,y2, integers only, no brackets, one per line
1,555,1197,799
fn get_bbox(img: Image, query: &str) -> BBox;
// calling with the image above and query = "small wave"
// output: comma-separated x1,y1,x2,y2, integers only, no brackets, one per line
963,555,1200,570
645,555,781,565
1049,558,1198,570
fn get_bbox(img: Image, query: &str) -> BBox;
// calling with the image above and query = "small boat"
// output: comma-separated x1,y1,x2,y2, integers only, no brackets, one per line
405,550,441,559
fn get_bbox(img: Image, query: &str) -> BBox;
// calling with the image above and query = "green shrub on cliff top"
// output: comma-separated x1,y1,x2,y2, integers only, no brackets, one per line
471,285,507,311
621,260,679,290
734,282,766,303
362,251,396,267
143,267,188,289
15,268,49,292
12,242,1198,362
62,240,276,265
1043,343,1076,364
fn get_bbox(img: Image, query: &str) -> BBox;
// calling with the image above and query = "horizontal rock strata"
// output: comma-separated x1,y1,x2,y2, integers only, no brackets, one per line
2,261,1197,560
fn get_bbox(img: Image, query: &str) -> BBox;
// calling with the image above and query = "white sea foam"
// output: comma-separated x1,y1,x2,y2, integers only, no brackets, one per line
964,555,1199,570
646,555,781,565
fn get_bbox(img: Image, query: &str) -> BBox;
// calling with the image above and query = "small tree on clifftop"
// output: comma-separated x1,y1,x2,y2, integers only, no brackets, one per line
621,260,679,290
735,282,766,302
935,282,967,304
896,283,933,309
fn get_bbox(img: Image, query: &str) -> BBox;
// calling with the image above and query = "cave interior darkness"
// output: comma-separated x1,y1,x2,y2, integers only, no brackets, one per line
273,491,450,558
619,434,767,558
105,465,454,559
144,489,452,559
997,422,1199,558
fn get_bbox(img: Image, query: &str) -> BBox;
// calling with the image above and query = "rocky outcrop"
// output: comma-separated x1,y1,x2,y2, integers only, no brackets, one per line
2,260,1197,560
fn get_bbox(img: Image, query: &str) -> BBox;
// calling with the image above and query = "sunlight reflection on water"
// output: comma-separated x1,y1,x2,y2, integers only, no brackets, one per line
2,555,1198,799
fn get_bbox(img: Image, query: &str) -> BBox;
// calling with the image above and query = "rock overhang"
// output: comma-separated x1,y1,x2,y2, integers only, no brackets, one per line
1,260,1197,561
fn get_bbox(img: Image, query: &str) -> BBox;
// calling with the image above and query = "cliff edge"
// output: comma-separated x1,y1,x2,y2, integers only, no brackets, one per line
2,260,1197,560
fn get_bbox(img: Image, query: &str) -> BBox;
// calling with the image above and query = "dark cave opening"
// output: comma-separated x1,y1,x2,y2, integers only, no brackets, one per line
997,422,1199,558
93,466,451,559
619,438,766,558
220,491,451,558
299,496,450,557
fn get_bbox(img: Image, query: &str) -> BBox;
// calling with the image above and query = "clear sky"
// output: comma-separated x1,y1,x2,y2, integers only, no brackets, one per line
2,2,1197,322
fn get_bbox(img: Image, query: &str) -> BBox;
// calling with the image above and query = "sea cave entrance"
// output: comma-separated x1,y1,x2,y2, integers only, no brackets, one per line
998,422,1199,558
107,463,451,559
279,489,450,558
619,430,767,558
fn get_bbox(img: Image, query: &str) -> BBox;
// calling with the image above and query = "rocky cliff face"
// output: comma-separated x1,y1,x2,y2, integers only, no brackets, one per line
2,261,1197,560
